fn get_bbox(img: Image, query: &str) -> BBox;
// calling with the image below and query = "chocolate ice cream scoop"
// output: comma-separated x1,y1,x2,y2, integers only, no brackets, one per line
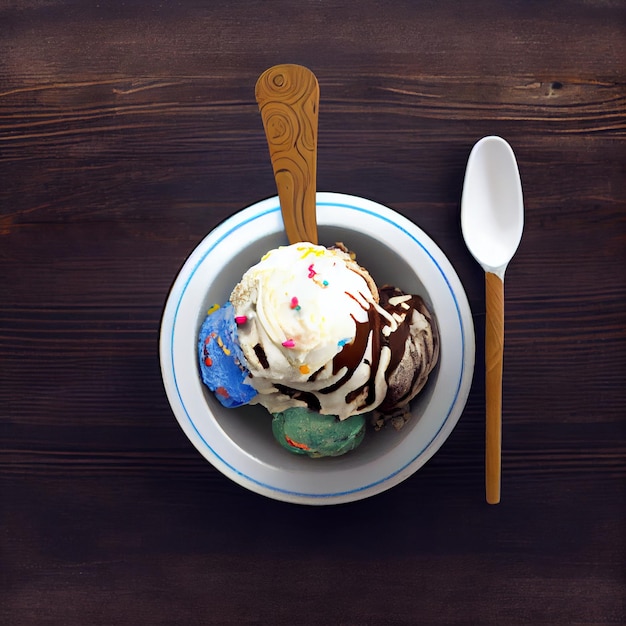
369,286,439,430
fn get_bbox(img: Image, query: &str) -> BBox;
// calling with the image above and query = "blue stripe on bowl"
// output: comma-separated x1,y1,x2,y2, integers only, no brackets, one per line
169,198,467,500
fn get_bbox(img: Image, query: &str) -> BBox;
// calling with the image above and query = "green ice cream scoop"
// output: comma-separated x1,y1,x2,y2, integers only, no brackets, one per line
272,408,366,458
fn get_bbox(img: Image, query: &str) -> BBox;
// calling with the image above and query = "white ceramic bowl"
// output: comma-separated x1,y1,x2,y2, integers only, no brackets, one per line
160,192,475,505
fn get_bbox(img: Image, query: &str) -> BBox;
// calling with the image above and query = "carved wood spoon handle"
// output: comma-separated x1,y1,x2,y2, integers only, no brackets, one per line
255,64,319,244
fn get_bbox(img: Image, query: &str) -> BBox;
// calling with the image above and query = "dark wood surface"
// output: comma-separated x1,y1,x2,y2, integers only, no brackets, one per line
2,2,625,624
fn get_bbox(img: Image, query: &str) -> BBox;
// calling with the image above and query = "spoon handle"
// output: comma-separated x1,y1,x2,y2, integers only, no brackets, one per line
485,271,504,504
255,64,319,244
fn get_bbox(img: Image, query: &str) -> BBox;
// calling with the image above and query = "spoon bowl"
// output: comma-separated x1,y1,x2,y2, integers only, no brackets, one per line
461,135,524,504
461,136,524,276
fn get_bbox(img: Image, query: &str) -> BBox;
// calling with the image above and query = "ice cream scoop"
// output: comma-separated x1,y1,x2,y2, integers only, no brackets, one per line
230,242,380,418
272,408,366,458
375,286,439,414
198,303,257,408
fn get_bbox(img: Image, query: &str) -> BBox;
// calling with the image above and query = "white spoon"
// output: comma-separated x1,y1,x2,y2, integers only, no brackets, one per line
461,136,524,504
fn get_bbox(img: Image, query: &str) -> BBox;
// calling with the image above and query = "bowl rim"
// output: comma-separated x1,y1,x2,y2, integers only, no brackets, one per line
160,192,475,505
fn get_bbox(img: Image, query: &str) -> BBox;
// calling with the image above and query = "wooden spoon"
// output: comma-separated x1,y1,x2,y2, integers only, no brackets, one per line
255,64,319,244
461,136,524,504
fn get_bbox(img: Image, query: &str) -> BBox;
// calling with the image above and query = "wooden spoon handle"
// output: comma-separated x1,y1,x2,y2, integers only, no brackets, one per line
485,271,504,504
255,64,319,244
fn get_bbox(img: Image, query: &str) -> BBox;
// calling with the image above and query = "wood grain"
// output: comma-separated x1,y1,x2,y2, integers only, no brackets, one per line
485,271,504,504
1,1,625,625
256,64,319,244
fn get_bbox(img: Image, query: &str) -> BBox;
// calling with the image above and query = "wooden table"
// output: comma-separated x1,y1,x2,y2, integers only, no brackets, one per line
2,2,625,624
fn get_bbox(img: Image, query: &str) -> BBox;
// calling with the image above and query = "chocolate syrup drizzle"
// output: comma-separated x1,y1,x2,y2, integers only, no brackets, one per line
258,284,438,416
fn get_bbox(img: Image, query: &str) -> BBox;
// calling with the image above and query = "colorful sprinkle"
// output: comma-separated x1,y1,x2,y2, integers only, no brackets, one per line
282,339,296,348
290,297,299,309
338,338,350,347
299,364,310,375
207,304,220,315
285,436,310,450
216,336,231,356
234,315,248,325
298,246,325,260
307,263,329,288
204,356,212,367
215,387,229,398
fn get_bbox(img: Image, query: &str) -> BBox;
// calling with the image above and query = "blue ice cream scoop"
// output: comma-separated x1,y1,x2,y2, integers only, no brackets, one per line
272,408,366,458
198,303,257,408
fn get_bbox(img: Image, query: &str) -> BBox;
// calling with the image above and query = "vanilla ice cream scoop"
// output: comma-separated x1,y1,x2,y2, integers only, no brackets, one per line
230,244,378,414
